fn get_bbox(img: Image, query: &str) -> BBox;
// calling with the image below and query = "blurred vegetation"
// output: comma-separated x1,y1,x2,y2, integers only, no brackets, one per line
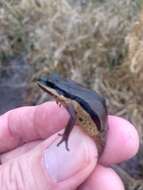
0,0,141,67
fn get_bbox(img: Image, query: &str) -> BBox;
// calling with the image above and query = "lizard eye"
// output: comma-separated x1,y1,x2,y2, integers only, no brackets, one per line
79,117,83,122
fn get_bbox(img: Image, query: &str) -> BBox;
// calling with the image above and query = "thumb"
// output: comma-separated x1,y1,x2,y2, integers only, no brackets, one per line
0,127,98,190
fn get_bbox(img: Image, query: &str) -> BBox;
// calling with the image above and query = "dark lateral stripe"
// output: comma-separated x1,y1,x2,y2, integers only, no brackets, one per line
38,79,102,131
74,96,101,131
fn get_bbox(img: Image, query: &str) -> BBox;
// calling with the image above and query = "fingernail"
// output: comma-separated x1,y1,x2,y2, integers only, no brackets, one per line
43,127,98,182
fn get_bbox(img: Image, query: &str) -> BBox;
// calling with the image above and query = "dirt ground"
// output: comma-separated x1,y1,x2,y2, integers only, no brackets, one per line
0,0,143,189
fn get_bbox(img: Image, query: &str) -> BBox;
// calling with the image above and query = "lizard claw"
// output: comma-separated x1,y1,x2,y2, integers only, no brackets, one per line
57,135,70,151
56,100,62,107
58,133,63,136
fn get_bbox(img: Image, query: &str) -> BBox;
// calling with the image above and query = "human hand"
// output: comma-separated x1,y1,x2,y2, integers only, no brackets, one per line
0,102,139,190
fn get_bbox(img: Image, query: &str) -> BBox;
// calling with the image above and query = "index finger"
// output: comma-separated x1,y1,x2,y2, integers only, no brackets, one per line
0,102,69,153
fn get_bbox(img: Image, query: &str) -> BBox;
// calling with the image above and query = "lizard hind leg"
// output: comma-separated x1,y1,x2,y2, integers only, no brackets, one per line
57,133,70,151
57,103,76,151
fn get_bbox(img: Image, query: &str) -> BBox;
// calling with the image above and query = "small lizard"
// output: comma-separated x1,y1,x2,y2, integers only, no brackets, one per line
37,74,108,154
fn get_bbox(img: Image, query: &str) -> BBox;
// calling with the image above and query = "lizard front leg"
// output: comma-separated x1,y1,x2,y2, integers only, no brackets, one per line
57,102,76,151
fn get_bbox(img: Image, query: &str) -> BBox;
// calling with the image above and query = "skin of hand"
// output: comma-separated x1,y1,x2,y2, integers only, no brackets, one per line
0,101,139,190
